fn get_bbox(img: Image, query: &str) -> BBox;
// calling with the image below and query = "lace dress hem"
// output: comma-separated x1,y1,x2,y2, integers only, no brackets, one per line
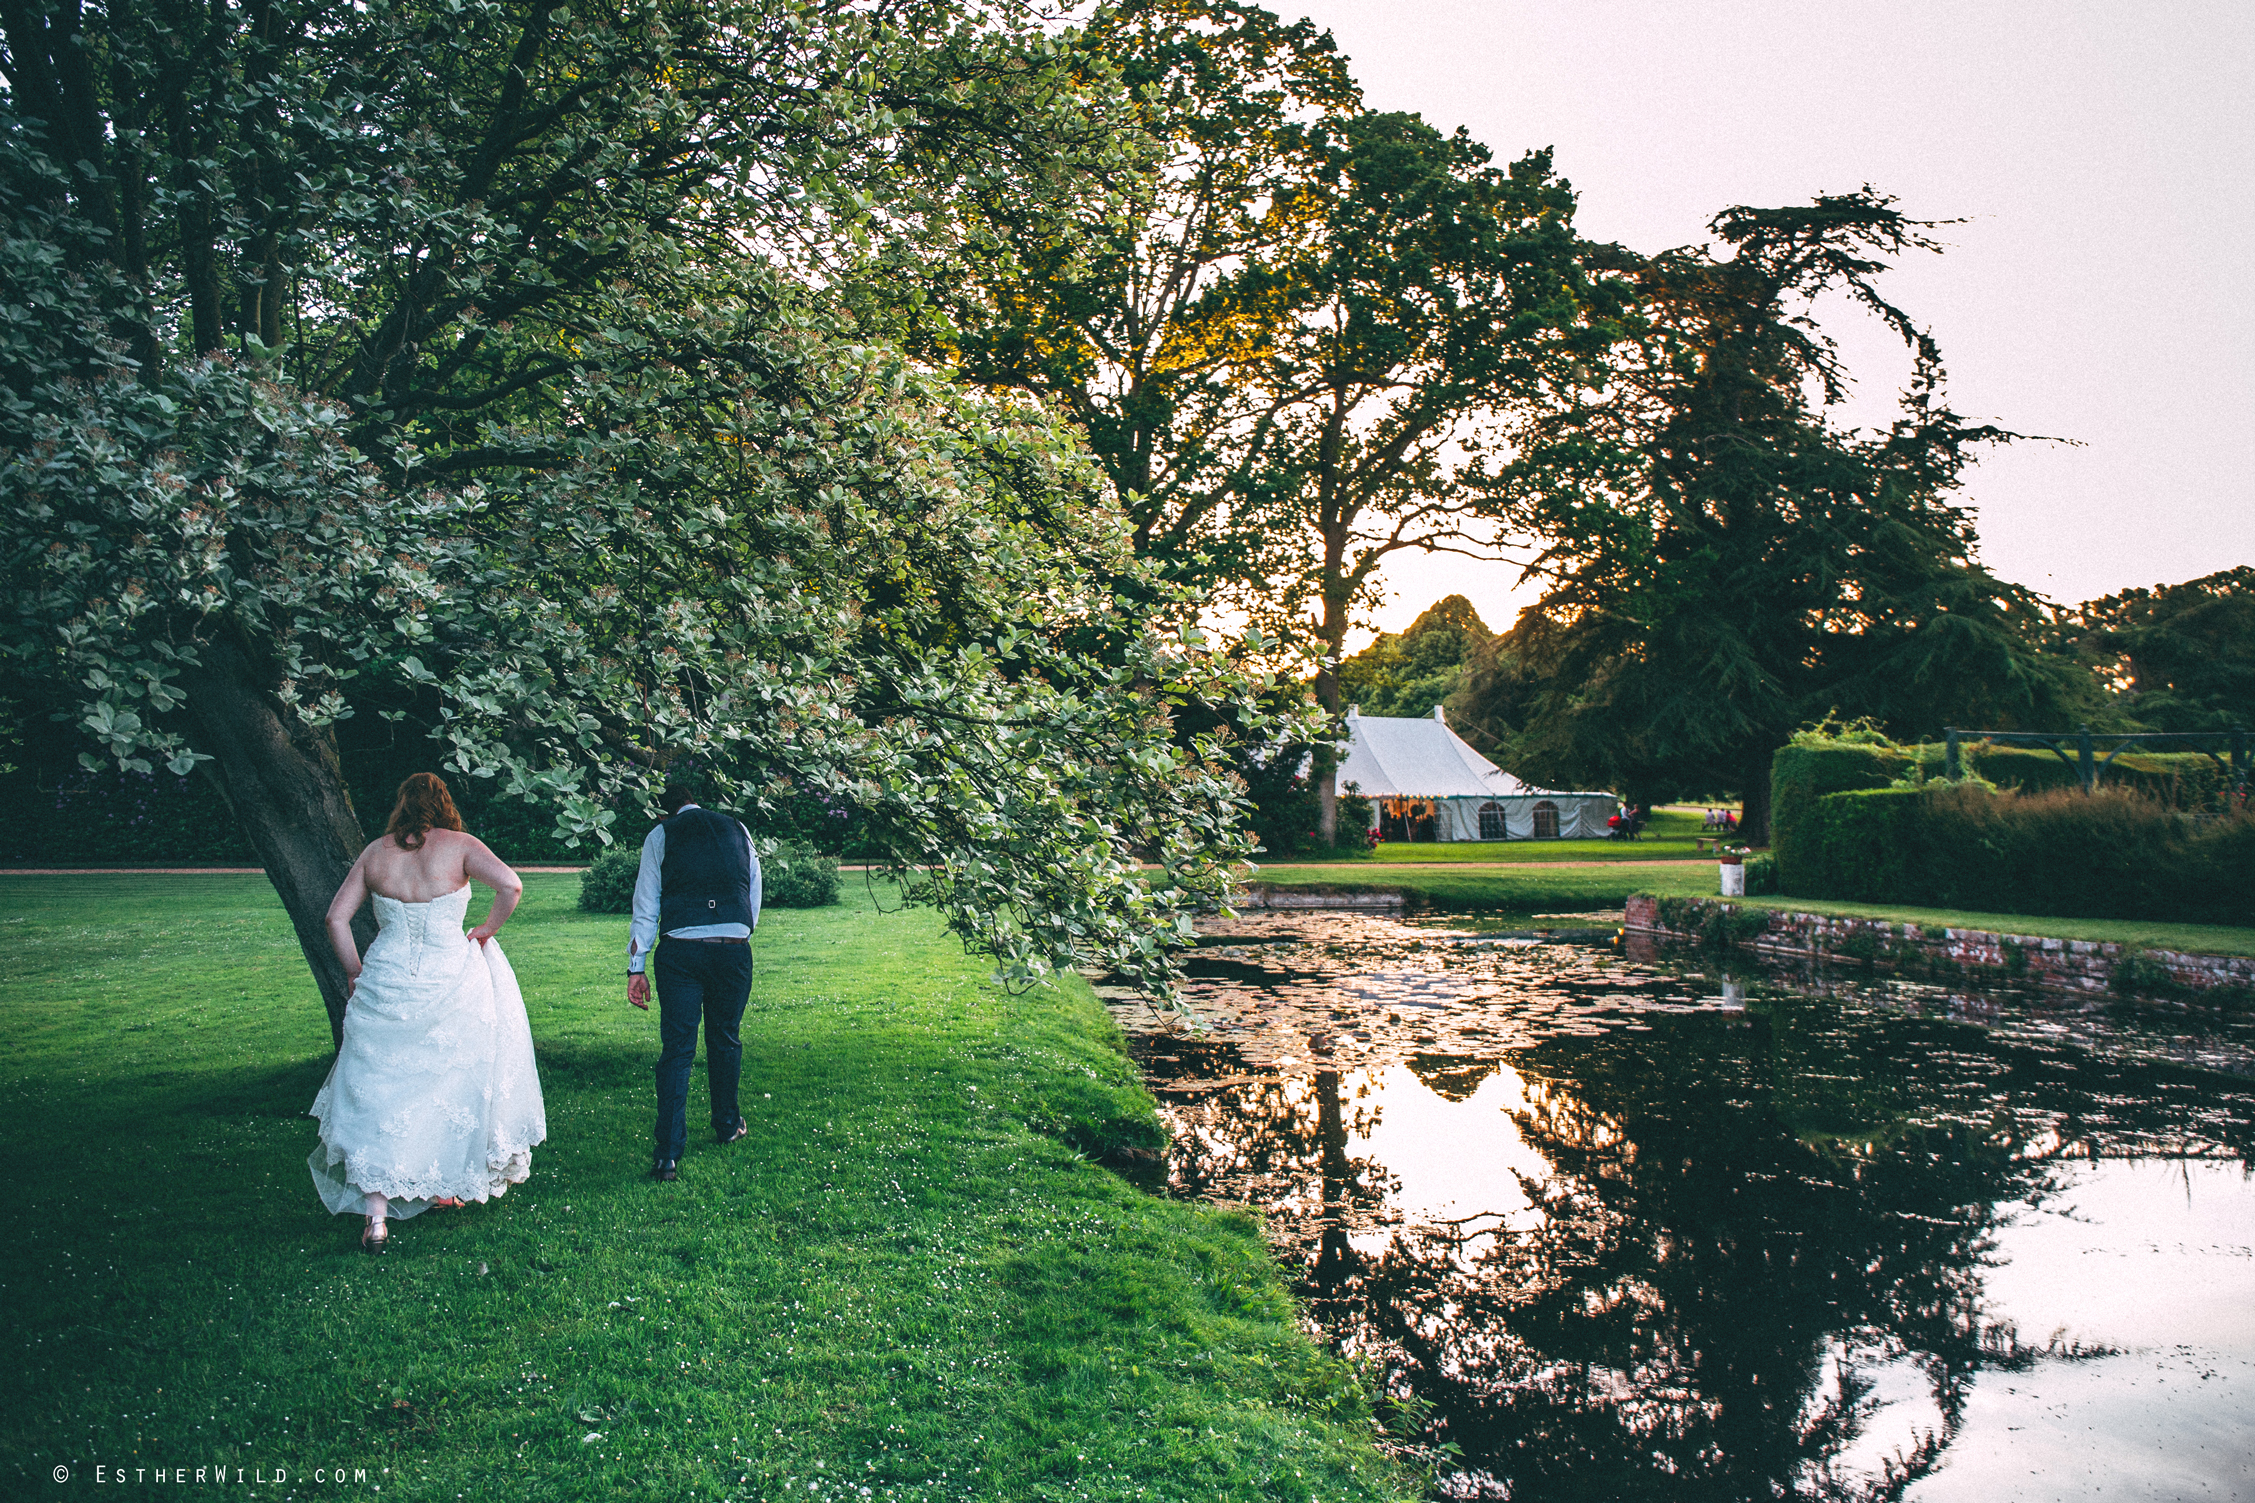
305,885,547,1219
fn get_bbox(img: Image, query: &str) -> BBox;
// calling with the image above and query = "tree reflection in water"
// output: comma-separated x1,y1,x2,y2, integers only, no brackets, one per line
1132,926,2255,1502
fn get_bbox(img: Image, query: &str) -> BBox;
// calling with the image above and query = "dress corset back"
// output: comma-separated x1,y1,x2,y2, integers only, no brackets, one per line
369,886,473,977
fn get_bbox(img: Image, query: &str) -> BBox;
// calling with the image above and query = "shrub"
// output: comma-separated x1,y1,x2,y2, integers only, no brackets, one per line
1770,723,2235,898
763,839,841,908
1769,738,1909,891
578,846,640,912
1798,787,1929,901
1244,767,1322,856
1785,780,2254,925
2110,951,2176,998
578,836,842,913
1922,783,2251,923
1335,787,1376,854
1655,896,1774,953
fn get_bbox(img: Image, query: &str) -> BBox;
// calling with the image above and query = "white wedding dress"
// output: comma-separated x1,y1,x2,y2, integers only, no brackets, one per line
308,885,547,1220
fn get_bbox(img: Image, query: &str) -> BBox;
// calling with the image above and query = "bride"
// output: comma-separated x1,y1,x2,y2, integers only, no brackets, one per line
310,772,548,1252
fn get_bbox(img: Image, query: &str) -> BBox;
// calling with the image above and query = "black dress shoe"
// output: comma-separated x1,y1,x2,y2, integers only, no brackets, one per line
716,1120,748,1145
651,1160,679,1182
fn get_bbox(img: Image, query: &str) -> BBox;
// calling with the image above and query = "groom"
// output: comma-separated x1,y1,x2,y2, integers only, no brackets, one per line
625,773,764,1182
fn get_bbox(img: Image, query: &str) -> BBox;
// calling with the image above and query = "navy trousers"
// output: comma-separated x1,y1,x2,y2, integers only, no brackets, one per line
652,940,753,1163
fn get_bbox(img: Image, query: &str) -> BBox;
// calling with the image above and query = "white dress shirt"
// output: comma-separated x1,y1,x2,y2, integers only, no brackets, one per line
626,804,763,974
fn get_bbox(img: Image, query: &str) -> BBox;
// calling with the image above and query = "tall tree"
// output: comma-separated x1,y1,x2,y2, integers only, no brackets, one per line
1240,114,1591,839
882,14,1600,844
873,0,1359,605
1,0,1264,1038
2056,567,2255,734
1334,594,1491,721
1484,192,2083,842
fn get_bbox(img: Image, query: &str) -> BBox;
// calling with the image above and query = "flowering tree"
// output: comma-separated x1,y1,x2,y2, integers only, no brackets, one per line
1,0,1279,1041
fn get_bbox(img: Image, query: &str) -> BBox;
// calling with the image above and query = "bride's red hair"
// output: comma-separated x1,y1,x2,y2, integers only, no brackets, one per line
385,772,465,851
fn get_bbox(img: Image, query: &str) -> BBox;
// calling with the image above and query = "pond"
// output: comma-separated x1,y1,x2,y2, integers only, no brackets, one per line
1097,913,2255,1502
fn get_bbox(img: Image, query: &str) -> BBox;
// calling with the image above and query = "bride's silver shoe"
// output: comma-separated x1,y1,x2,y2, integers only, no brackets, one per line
361,1217,390,1254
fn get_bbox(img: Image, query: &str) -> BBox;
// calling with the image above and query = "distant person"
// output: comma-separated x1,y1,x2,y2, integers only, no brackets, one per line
626,773,764,1182
310,773,548,1254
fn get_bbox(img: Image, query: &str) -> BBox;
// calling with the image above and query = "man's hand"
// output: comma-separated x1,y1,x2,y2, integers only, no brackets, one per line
628,973,650,1010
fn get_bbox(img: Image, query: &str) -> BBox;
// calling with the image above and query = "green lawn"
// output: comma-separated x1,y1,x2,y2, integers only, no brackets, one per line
1262,807,1726,865
1714,892,2255,958
1249,861,2255,958
0,874,1411,1502
1251,860,1715,916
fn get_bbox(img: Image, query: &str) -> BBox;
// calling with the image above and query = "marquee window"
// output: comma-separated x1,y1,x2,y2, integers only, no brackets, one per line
1532,800,1559,839
1477,801,1506,840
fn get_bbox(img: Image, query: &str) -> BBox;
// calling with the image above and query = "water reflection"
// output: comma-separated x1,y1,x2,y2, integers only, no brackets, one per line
1102,914,2255,1502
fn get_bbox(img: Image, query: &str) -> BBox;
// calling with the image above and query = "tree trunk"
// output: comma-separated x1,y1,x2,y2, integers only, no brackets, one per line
182,637,371,1046
1739,750,1775,849
1312,658,1341,846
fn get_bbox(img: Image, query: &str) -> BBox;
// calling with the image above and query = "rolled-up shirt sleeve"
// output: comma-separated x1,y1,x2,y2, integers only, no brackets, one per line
627,824,665,972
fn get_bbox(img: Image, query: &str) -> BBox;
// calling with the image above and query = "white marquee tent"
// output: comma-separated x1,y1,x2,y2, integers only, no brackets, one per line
1337,706,1618,842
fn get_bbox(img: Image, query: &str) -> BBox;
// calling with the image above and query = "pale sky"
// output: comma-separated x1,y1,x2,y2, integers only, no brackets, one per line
1294,0,2255,645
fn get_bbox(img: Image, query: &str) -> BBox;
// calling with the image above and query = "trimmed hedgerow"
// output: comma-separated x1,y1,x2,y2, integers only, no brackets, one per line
1786,781,2253,926
1769,741,1907,892
0,765,257,865
1771,729,2239,903
1796,788,1929,902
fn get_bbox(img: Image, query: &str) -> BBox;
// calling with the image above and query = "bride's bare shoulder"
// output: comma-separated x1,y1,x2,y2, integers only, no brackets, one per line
425,828,493,872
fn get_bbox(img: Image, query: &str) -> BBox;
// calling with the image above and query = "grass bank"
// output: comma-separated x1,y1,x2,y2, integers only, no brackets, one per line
1257,856,2255,959
0,875,1410,1502
1708,891,2255,959
1253,861,1714,917
1259,810,1728,867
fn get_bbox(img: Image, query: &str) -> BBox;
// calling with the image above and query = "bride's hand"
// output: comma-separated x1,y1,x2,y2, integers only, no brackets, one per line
469,925,495,946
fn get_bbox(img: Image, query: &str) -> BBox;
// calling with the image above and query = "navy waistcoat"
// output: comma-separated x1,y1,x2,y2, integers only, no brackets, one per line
659,807,754,935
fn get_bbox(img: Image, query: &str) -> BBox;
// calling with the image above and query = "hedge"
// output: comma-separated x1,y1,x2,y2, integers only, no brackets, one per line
0,765,258,865
1793,787,1929,902
1780,781,2253,926
3,700,907,866
0,758,595,867
1943,744,2229,801
1771,737,2234,896
1769,741,1908,893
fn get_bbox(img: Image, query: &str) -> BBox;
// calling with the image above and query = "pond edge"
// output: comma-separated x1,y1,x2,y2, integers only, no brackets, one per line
1625,893,2255,1006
